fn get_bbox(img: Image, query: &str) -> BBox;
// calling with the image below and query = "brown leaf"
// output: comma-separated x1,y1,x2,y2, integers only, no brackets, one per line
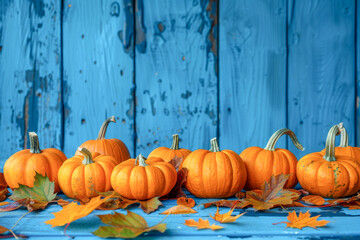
0,173,7,188
287,189,303,196
283,201,306,208
160,205,197,215
275,210,330,229
168,156,183,171
0,225,9,234
0,187,9,202
161,168,188,199
184,218,223,231
57,199,70,207
0,201,21,212
74,195,90,204
209,206,246,223
235,191,245,199
301,195,325,206
245,174,300,210
340,201,360,210
138,197,163,214
177,197,195,208
298,189,310,196
17,198,50,212
202,200,250,209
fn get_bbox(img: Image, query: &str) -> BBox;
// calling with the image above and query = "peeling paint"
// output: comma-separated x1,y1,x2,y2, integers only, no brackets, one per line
126,88,135,118
118,0,134,57
30,0,45,18
181,90,192,99
135,0,147,53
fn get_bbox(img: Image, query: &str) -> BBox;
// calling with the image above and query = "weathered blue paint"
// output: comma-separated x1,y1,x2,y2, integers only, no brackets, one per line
357,0,360,147
62,0,135,157
287,0,356,159
134,0,218,156
0,0,62,167
219,0,287,153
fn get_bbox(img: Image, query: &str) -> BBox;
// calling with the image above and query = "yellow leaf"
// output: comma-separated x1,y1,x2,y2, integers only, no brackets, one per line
45,195,112,227
184,218,223,231
276,211,330,230
160,205,197,215
209,206,246,223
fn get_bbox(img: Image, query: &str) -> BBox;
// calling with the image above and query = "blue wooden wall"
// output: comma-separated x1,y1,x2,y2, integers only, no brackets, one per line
0,0,358,168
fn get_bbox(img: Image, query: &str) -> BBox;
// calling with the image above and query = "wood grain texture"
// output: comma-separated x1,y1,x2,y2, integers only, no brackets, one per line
288,0,356,158
62,0,135,157
357,0,360,147
135,0,218,156
219,0,287,152
0,0,62,167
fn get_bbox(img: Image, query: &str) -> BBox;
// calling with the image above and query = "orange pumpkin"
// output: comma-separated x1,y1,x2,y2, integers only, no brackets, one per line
75,116,130,164
297,125,360,198
111,154,177,200
181,138,247,198
58,148,117,198
4,132,66,192
320,123,360,163
240,128,304,190
148,134,191,162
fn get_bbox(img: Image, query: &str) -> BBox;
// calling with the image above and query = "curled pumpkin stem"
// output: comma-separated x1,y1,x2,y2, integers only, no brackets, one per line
338,122,349,147
323,125,341,162
136,154,148,167
97,116,116,140
170,134,180,150
78,147,94,165
264,128,304,151
29,132,41,154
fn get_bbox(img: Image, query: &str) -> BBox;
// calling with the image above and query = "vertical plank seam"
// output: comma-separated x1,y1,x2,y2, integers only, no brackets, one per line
216,0,220,142
355,0,358,146
60,0,65,151
285,0,289,149
133,0,137,157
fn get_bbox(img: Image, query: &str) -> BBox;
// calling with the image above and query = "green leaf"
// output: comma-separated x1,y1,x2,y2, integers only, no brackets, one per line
93,210,167,238
9,172,56,211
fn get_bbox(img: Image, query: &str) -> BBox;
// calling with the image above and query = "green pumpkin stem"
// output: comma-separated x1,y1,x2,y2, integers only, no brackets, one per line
97,116,116,140
29,132,41,153
264,128,304,151
323,125,341,162
209,138,220,152
338,122,349,147
79,148,94,165
135,154,148,167
170,134,180,150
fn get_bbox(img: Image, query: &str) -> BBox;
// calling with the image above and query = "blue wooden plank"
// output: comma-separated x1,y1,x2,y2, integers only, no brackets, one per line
134,0,218,156
219,0,287,153
288,0,356,158
0,0,62,168
357,0,360,147
62,0,135,157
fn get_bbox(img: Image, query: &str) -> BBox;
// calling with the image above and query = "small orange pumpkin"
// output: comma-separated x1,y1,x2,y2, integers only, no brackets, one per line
111,154,177,200
181,138,247,198
4,132,66,192
75,116,130,164
297,125,360,198
58,148,117,198
240,128,304,190
320,123,360,163
148,134,191,162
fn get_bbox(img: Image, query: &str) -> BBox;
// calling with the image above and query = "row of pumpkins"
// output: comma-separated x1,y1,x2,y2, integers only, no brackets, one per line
3,116,360,200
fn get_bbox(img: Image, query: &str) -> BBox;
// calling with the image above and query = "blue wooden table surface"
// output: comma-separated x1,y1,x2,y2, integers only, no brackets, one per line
1,190,359,240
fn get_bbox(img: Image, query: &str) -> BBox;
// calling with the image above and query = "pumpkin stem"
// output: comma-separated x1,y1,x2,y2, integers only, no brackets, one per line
209,138,220,152
264,128,304,151
96,116,116,140
136,154,148,167
170,134,180,150
323,125,341,162
338,122,349,147
29,132,41,153
78,147,94,165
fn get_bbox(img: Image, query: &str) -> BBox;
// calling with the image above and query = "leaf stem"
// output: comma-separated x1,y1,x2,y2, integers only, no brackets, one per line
64,223,74,239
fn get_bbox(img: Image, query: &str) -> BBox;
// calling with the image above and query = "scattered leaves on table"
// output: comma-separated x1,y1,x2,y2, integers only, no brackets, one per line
168,156,183,171
93,210,167,238
184,218,223,231
274,210,330,229
161,168,188,199
160,205,197,215
301,195,326,206
209,206,246,223
45,195,112,227
245,174,300,210
177,197,195,208
202,200,249,209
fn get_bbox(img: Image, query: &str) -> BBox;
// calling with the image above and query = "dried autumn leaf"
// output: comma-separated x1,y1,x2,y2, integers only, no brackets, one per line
202,200,249,209
245,174,300,210
209,206,246,223
301,195,325,206
160,205,197,215
93,210,167,238
177,197,195,208
0,225,9,234
0,187,9,202
57,199,70,207
138,197,163,214
17,198,50,211
0,173,7,188
45,195,112,227
168,156,183,171
341,201,360,210
235,191,245,199
161,168,188,199
275,211,330,229
0,202,8,206
184,218,223,231
0,201,21,212
74,195,90,204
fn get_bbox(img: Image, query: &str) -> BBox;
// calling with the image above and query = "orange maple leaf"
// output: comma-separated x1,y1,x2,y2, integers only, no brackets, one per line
275,211,330,229
209,206,246,223
160,205,197,215
45,195,112,227
301,195,325,206
184,218,223,231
